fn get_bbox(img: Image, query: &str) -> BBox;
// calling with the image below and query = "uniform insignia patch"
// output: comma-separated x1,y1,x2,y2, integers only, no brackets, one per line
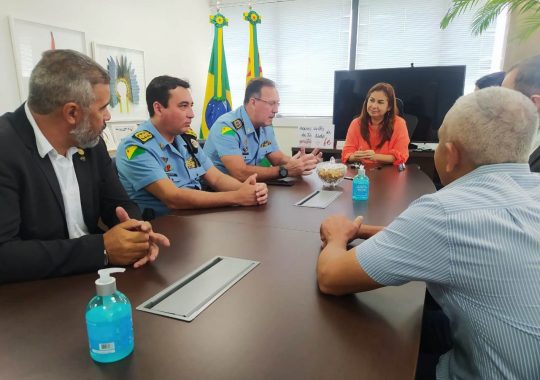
232,119,244,130
221,126,236,137
261,140,272,147
185,157,199,169
125,145,146,160
165,164,172,172
133,130,154,144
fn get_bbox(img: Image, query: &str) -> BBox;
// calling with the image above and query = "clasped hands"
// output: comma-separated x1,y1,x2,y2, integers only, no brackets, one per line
287,147,323,176
103,207,170,268
320,215,364,248
237,173,269,206
350,149,375,162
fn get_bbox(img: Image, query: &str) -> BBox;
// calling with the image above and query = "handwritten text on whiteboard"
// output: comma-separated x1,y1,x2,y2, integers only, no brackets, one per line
297,125,334,148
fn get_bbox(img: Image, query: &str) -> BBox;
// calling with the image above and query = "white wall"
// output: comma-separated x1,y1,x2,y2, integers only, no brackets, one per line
0,0,212,131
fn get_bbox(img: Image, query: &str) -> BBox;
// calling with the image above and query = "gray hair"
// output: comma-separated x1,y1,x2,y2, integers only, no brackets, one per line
509,54,540,98
243,77,276,104
444,87,539,166
27,49,109,114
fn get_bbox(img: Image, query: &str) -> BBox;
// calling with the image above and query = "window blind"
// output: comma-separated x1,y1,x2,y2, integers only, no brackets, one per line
210,0,505,116
213,0,351,116
355,0,505,94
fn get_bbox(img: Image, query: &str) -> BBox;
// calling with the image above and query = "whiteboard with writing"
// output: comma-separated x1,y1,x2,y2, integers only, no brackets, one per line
297,124,334,148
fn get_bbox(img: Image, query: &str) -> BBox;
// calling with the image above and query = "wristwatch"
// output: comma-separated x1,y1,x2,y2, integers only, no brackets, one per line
278,165,288,178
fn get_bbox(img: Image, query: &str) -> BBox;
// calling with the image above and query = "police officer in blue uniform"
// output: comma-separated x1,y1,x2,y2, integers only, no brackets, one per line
204,105,279,173
116,76,268,217
203,78,321,182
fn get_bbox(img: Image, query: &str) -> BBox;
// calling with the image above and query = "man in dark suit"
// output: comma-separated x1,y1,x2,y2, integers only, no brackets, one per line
0,49,169,284
502,54,540,172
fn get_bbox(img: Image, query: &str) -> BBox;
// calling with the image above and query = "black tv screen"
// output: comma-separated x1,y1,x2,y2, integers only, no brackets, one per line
333,66,466,142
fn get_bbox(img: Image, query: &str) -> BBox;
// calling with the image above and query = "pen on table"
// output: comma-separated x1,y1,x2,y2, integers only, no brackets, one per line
344,176,354,181
297,190,320,206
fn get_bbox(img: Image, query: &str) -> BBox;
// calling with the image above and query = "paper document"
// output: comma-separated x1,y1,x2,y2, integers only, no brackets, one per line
295,190,342,208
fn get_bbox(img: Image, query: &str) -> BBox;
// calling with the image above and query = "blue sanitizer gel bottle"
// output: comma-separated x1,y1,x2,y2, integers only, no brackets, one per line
352,165,369,201
86,268,134,363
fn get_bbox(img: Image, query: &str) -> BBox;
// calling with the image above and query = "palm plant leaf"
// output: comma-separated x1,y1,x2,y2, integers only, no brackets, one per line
441,0,540,40
470,1,509,35
440,0,482,29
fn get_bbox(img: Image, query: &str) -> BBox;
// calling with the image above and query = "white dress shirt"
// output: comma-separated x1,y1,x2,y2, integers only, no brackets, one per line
25,103,89,238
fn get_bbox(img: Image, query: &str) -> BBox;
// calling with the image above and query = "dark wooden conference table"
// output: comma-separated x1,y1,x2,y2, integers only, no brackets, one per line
0,165,435,380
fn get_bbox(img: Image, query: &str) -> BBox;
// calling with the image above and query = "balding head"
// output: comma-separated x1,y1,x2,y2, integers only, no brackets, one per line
442,87,539,167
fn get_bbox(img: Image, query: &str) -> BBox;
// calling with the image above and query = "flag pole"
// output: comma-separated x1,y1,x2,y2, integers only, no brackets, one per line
244,7,263,85
200,6,233,139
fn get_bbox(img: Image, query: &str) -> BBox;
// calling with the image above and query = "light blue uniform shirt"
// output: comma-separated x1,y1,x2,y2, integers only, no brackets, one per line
203,106,279,174
355,164,540,379
116,120,213,216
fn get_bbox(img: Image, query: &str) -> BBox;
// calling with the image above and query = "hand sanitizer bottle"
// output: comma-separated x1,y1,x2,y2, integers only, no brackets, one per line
86,268,134,363
352,165,369,201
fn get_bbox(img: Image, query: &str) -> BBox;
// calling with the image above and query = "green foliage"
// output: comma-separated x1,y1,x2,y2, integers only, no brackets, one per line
440,0,540,40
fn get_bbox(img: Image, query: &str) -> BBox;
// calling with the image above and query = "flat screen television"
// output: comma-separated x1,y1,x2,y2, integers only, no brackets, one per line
333,66,466,142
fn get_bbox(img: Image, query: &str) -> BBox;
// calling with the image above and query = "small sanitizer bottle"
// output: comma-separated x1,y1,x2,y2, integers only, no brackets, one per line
86,268,134,363
352,165,370,201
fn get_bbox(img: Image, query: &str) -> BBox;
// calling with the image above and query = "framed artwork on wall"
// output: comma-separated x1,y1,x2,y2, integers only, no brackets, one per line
8,16,87,102
92,42,148,122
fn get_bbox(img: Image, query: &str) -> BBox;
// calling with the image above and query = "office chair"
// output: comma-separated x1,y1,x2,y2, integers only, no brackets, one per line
396,98,418,138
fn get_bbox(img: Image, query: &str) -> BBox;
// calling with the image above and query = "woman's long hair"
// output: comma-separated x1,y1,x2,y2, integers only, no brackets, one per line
358,82,398,149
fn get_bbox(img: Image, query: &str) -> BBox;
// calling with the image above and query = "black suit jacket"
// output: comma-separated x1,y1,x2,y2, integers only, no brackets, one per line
530,146,540,173
0,105,141,283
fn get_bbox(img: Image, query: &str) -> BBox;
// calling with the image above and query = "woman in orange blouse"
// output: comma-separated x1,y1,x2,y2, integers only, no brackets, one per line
341,82,410,165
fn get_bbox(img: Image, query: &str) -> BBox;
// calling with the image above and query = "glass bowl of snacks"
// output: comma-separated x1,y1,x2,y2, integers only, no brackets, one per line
316,157,347,188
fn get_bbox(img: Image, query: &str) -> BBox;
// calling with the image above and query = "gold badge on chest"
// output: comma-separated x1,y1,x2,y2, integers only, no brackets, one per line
185,156,199,169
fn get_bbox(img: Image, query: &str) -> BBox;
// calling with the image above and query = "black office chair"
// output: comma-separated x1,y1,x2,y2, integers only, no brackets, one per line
396,98,418,138
403,113,418,138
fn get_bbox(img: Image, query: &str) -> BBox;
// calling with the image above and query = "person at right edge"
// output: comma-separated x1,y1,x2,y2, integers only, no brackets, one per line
502,54,540,172
317,87,540,379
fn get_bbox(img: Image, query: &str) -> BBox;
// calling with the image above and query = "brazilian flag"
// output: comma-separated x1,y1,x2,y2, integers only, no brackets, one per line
200,12,233,139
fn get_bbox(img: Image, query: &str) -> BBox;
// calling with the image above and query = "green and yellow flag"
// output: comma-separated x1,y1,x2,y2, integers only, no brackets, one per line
200,12,233,139
244,10,263,85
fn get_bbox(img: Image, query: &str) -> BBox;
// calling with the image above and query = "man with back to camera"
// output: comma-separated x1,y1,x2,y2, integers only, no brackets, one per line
502,54,540,172
316,87,540,379
203,77,322,182
0,50,170,284
115,75,268,217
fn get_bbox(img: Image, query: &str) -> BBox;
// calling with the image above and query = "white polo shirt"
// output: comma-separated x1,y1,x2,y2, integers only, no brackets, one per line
25,103,89,238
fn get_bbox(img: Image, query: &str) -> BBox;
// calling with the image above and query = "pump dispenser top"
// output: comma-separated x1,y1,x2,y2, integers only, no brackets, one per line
358,165,366,176
95,268,125,296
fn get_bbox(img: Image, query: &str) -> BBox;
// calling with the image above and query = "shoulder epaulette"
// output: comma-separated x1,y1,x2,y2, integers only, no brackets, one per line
133,130,154,144
232,118,244,130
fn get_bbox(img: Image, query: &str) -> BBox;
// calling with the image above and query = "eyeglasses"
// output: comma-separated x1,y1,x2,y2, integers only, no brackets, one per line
253,97,280,108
